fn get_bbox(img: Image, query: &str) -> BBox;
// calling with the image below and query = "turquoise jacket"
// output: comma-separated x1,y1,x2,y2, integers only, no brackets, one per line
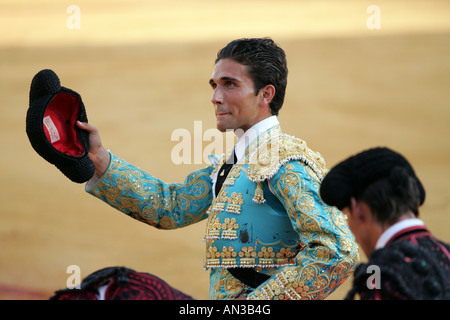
86,125,359,300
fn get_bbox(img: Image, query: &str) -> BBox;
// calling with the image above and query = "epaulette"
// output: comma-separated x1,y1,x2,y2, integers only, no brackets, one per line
247,133,328,183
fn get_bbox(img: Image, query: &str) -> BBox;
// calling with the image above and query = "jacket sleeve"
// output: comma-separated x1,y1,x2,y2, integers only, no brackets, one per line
86,152,214,229
247,161,359,300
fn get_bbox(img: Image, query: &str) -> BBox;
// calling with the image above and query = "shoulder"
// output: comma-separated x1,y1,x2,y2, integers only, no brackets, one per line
246,133,328,183
349,241,450,300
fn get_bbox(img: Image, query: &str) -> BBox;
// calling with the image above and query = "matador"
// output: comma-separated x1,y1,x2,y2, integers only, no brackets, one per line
86,115,359,300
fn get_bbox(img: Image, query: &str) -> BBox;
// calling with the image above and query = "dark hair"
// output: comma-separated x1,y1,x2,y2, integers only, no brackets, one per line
358,166,422,224
215,38,288,116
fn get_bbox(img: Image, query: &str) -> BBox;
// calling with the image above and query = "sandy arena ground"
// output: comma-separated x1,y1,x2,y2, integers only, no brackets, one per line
0,0,449,300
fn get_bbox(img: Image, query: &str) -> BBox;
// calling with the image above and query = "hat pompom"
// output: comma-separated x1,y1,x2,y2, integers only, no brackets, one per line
29,69,61,102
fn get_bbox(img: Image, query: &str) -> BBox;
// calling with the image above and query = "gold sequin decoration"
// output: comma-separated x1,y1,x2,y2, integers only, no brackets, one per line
212,191,228,212
223,167,241,186
204,244,298,269
252,182,266,204
205,217,239,240
221,218,239,239
226,192,244,214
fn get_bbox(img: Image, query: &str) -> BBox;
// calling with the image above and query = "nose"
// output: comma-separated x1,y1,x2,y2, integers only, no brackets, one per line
211,87,223,105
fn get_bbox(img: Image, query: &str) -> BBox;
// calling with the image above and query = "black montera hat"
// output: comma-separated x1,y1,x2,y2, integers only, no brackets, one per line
320,147,426,210
26,69,95,183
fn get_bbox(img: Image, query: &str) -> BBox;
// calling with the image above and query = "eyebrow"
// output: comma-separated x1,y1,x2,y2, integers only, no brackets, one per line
209,76,241,86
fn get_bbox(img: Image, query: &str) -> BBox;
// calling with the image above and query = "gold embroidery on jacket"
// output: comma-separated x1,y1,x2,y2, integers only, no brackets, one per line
223,167,241,186
225,192,244,214
246,130,328,183
204,242,299,269
212,191,227,213
221,218,239,239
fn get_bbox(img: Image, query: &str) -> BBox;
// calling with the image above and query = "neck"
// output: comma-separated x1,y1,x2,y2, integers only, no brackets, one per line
365,211,418,257
379,211,417,233
233,115,279,161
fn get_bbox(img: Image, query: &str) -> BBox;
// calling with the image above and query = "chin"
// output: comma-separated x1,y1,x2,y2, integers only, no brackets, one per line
215,124,224,132
216,122,230,132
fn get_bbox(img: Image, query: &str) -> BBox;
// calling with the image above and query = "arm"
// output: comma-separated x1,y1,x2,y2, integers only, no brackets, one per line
86,153,213,229
247,161,359,300
78,121,213,229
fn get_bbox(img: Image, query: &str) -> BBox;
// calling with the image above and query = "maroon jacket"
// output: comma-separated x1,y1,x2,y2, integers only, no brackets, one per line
346,225,450,300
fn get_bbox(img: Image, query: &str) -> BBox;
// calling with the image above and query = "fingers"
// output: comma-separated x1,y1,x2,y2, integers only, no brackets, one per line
76,120,102,150
76,121,110,177
76,120,97,133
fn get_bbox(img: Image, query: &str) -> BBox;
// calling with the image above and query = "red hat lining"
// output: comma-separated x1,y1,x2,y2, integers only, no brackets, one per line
43,92,85,157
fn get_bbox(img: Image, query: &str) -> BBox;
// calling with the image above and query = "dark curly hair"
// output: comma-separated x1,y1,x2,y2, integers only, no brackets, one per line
358,166,422,225
215,38,288,116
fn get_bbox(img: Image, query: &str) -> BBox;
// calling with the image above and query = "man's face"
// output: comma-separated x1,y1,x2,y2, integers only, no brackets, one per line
209,58,271,132
342,200,381,258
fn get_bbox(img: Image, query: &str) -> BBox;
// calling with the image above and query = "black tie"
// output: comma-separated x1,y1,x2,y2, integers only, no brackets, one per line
215,149,237,196
214,148,271,288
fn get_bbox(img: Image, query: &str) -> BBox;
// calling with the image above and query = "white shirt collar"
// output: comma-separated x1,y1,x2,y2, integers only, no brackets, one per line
375,218,425,249
234,115,279,161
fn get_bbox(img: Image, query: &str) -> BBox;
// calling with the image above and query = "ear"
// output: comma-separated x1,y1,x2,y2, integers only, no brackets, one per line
259,84,276,106
350,197,366,223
